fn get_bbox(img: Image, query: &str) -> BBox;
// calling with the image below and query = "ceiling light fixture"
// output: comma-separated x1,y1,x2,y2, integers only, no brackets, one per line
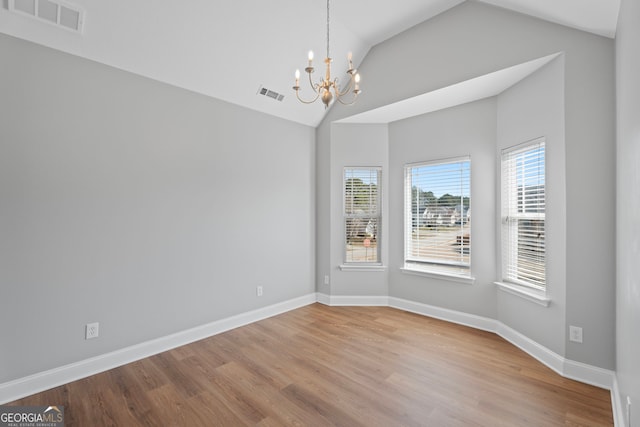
293,0,361,109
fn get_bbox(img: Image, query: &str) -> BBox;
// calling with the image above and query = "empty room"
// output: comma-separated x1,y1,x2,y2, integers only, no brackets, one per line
1,0,638,426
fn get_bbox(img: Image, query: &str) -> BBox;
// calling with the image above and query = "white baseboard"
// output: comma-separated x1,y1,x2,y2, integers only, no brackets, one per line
393,297,615,390
328,295,616,393
389,296,566,377
0,293,317,405
389,296,497,332
316,293,389,306
1,291,618,420
611,376,626,427
562,358,616,390
316,292,331,305
495,320,565,377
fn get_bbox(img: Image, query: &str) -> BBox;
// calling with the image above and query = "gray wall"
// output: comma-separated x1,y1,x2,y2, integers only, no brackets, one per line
0,34,315,383
389,99,497,318
496,56,567,357
316,1,615,369
329,124,389,296
616,0,640,423
0,0,621,390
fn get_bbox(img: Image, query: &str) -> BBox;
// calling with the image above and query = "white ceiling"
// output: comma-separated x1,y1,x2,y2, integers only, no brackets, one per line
0,0,620,127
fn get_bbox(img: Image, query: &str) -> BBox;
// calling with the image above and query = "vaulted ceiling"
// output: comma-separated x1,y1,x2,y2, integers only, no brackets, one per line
0,0,621,127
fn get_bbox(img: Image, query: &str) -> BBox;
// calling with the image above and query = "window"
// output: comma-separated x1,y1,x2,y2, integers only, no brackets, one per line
344,168,381,264
404,157,471,276
501,139,546,290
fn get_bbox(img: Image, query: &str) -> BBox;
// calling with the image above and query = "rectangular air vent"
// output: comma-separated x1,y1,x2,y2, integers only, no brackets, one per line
9,0,84,33
257,86,285,102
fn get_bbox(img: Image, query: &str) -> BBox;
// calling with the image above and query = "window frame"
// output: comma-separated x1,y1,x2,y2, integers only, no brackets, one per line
342,167,382,266
500,138,546,292
403,156,472,280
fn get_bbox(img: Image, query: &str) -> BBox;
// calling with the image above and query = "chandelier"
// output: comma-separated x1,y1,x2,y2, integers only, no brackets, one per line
293,0,361,108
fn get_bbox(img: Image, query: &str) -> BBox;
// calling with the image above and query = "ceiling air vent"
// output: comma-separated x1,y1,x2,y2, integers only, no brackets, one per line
257,86,285,102
8,0,84,33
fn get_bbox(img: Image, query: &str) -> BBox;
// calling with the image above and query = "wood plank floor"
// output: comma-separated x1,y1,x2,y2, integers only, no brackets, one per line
8,304,613,426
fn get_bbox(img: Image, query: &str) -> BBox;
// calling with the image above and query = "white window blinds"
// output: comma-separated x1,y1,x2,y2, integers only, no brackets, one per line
344,168,381,263
501,139,546,290
404,157,470,276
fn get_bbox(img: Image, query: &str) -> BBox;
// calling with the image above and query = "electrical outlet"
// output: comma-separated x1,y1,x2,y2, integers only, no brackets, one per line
85,322,99,340
569,325,583,343
256,286,263,297
324,275,330,285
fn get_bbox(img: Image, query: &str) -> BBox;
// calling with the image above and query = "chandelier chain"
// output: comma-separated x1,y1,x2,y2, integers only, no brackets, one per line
326,0,330,59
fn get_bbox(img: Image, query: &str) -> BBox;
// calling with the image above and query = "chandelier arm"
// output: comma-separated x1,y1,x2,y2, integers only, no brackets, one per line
307,72,321,92
335,92,359,106
295,89,321,104
333,75,356,98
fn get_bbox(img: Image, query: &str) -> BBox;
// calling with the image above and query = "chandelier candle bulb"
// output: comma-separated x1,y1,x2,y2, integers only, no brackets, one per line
295,69,300,87
308,50,314,66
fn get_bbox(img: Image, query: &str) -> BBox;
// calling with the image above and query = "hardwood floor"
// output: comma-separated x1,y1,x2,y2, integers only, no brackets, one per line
8,304,613,426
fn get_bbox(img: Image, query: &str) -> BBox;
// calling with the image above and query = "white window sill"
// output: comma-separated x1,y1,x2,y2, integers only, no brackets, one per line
400,267,475,285
339,264,387,272
494,281,551,307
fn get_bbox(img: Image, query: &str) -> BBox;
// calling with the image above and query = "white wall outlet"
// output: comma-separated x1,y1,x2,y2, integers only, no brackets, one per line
85,322,99,340
324,275,330,285
256,286,263,297
569,325,583,343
